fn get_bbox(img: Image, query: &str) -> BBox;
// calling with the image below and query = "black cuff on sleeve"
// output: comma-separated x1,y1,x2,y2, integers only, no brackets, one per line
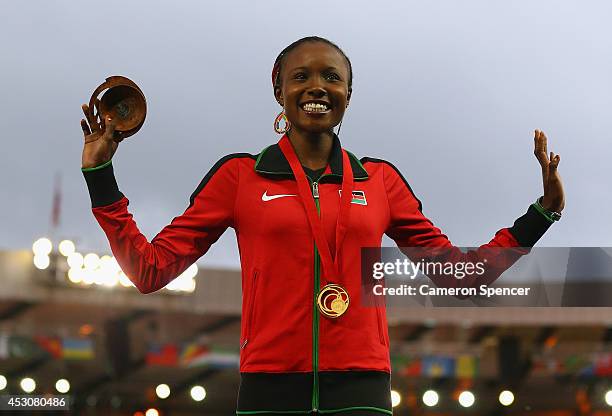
82,162,125,208
508,204,554,247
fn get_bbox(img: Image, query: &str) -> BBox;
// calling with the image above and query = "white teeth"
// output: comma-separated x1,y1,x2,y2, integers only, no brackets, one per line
302,102,329,112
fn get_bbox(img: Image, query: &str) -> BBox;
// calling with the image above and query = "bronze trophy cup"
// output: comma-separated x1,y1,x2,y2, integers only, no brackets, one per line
89,76,146,139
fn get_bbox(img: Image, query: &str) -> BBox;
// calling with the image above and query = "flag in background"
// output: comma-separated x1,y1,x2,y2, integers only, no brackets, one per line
180,343,209,366
62,337,94,360
422,355,455,378
595,353,612,377
34,335,62,359
146,343,179,367
403,358,422,378
455,355,478,379
183,346,239,369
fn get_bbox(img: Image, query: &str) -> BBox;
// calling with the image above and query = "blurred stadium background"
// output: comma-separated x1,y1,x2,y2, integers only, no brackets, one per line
1,239,612,416
2,1,611,414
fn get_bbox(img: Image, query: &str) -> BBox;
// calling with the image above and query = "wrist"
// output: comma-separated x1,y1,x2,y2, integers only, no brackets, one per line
533,196,562,222
82,159,112,172
539,197,560,212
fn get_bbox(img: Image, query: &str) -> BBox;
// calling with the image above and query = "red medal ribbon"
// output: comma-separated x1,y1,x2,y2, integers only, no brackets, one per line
278,134,353,283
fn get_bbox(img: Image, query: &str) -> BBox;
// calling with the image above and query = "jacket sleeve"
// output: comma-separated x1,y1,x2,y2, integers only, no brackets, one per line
382,161,554,289
82,158,238,294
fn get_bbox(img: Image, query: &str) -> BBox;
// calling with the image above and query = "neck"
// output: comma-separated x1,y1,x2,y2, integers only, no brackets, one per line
286,129,334,170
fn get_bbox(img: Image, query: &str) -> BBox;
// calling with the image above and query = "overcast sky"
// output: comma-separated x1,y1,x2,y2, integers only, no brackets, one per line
1,1,610,269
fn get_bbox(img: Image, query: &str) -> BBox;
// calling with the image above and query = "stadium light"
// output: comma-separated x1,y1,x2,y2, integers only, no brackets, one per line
499,390,514,406
605,390,612,407
93,269,106,286
102,272,119,287
145,409,159,416
458,391,475,408
79,324,94,336
67,252,84,269
185,264,198,279
20,377,36,393
82,270,95,285
190,385,206,401
59,240,75,256
156,384,171,399
55,379,70,393
0,375,7,391
391,390,401,407
32,238,52,256
33,254,50,270
68,268,84,284
166,265,197,292
37,239,197,293
423,389,439,407
119,271,134,288
99,256,120,287
83,253,100,270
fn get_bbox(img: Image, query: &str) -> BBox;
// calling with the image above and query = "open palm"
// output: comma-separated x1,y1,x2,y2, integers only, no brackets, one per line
534,129,565,212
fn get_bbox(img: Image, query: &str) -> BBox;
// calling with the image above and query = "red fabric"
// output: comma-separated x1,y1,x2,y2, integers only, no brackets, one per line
279,134,353,281
91,149,526,374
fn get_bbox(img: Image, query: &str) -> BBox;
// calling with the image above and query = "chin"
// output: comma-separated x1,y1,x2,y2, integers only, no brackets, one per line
303,125,334,134
293,120,339,135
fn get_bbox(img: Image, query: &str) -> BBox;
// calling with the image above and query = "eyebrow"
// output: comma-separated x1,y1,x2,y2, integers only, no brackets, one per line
289,66,342,72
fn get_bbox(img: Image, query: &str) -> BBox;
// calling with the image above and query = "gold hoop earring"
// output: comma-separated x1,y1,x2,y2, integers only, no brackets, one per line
274,111,291,134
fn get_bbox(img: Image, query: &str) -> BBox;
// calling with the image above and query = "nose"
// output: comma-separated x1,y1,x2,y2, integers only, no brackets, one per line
306,86,327,99
305,75,327,98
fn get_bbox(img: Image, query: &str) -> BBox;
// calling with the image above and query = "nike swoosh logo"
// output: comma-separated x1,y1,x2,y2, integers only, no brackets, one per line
262,191,297,202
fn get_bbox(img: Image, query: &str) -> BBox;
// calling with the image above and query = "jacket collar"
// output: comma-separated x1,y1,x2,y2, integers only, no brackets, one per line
254,134,368,181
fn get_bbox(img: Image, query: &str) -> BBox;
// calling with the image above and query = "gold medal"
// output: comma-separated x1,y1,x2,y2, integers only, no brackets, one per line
317,284,350,318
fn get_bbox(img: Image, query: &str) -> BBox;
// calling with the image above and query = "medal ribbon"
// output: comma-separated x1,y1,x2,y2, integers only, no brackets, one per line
278,134,353,283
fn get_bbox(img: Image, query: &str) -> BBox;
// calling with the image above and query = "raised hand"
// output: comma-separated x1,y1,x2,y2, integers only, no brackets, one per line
534,129,565,213
80,100,124,169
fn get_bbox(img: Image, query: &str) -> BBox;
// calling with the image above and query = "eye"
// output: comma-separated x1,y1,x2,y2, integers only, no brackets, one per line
293,72,307,80
324,72,341,81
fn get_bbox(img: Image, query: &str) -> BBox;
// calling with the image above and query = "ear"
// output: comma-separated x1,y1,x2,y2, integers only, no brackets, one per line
346,88,352,107
274,86,284,107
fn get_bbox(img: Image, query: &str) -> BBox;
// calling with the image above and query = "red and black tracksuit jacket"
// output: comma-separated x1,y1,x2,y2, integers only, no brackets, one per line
82,134,553,414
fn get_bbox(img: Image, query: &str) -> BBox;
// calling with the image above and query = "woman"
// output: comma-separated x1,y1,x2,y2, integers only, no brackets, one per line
80,36,565,415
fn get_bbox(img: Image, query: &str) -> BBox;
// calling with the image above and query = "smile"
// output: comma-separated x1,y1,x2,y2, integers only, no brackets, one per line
300,102,331,114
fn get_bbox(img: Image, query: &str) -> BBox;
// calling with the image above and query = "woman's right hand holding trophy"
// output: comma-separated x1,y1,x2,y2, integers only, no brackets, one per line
80,76,147,169
80,101,122,169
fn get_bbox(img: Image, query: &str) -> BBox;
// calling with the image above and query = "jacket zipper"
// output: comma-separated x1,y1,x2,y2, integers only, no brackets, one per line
240,270,259,350
311,180,320,412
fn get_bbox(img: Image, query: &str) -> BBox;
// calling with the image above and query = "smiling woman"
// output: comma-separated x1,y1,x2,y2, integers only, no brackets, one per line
272,37,352,153
79,36,565,415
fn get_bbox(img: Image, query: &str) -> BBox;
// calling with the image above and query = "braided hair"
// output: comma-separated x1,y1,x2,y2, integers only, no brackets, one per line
271,36,353,92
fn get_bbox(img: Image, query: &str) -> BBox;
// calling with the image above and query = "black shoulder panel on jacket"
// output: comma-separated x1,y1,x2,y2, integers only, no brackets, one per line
188,153,257,208
361,157,423,213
